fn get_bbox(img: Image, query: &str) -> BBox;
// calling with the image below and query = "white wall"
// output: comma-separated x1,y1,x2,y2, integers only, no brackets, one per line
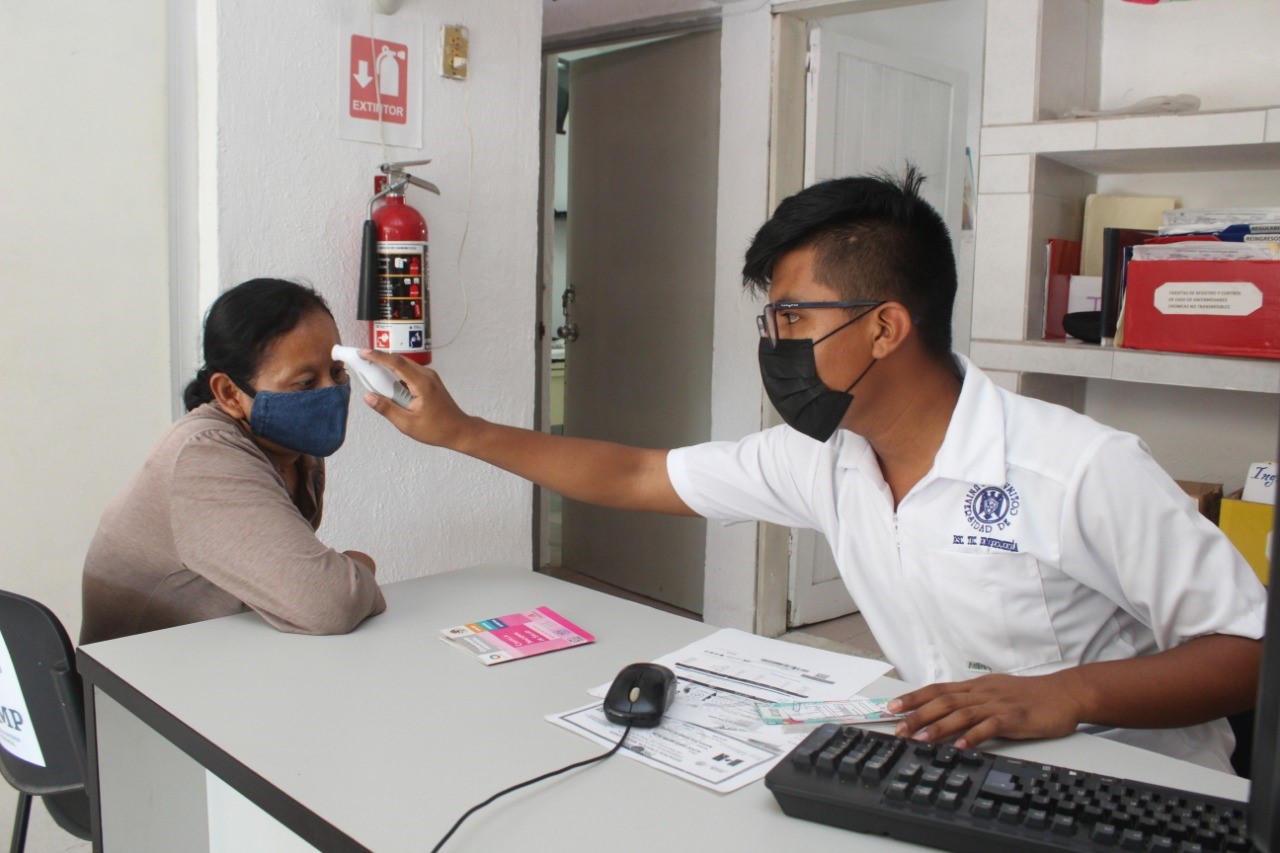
204,0,543,585
704,1,777,630
1100,0,1280,113
0,2,172,640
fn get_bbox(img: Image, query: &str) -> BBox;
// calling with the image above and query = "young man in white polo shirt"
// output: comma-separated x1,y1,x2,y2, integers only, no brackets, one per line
365,169,1265,773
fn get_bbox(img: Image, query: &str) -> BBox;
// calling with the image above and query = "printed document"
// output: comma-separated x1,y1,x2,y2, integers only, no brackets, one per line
548,628,892,793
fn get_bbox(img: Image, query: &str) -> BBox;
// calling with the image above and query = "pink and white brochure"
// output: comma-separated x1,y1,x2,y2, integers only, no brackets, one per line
440,606,596,665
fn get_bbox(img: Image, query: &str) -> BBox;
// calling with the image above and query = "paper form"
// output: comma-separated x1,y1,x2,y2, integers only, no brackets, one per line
548,628,892,793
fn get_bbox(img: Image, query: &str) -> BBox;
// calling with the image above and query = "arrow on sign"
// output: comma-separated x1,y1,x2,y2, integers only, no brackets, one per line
353,60,372,89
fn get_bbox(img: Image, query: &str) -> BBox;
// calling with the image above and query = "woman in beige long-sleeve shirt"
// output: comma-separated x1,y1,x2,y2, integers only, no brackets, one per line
81,279,386,644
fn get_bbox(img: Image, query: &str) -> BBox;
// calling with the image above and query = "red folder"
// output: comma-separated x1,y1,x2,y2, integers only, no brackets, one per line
1044,239,1082,339
1121,259,1280,359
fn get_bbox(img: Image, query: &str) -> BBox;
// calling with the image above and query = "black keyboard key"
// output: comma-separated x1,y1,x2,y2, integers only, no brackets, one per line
837,742,875,780
933,745,958,767
914,742,937,758
1025,808,1049,829
1195,827,1222,848
943,772,970,796
910,786,936,806
935,790,961,811
980,769,1021,802
1091,822,1118,844
895,761,922,783
789,724,840,768
959,749,983,766
921,766,945,786
1150,838,1175,851
861,755,892,782
998,803,1023,824
1052,814,1076,836
885,779,910,801
1120,828,1147,850
814,735,856,772
971,797,996,819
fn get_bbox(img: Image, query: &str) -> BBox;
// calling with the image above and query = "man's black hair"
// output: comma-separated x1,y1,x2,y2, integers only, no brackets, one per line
742,165,957,359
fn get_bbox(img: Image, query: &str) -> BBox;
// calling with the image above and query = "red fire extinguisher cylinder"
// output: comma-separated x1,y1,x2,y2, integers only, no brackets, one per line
365,175,431,365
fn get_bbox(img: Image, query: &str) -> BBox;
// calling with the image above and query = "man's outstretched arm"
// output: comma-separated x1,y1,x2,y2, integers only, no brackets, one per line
360,350,697,516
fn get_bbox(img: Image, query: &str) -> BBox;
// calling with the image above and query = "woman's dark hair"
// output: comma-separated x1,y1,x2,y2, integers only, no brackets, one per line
742,165,957,361
183,279,333,412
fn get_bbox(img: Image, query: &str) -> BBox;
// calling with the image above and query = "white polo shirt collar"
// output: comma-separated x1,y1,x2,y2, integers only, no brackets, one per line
834,354,1007,491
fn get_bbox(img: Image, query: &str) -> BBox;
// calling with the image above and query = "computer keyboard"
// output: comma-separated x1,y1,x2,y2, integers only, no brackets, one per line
765,723,1250,852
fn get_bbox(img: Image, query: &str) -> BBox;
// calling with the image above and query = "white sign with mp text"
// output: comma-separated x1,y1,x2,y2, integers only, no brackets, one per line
0,629,44,767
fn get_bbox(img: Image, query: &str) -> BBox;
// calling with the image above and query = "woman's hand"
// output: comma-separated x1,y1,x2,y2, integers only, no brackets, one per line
359,350,477,450
887,671,1087,750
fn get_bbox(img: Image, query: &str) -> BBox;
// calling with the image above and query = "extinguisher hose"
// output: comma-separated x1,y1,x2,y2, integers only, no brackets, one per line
357,219,379,321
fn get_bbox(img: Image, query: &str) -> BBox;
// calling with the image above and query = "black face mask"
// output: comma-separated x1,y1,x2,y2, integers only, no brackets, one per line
758,310,877,443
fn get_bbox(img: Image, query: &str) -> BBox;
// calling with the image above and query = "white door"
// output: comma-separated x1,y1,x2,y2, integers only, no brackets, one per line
789,27,968,627
561,31,720,615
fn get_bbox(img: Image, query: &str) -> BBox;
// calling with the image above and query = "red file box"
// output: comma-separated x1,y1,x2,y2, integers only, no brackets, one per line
1121,259,1280,359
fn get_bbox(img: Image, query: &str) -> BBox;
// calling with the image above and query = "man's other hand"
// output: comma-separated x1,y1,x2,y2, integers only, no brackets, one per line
887,671,1086,750
359,350,475,450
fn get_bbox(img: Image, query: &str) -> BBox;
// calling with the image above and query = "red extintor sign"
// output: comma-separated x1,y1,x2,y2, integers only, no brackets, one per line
349,35,409,125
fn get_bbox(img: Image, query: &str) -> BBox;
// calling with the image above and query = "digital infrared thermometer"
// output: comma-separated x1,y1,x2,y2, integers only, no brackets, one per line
332,345,414,409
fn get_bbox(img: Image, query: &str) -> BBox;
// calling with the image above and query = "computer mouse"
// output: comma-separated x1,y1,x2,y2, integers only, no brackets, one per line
603,662,676,727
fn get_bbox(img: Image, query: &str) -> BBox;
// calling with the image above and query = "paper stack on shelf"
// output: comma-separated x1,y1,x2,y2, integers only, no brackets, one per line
1116,207,1280,358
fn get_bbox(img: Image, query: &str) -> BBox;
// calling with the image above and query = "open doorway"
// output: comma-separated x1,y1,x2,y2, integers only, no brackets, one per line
536,29,722,618
772,0,985,645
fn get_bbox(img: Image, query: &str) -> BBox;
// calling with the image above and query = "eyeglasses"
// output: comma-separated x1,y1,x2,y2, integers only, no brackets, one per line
756,301,884,348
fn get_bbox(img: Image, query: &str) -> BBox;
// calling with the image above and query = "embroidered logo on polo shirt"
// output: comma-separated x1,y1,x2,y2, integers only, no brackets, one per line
963,482,1021,532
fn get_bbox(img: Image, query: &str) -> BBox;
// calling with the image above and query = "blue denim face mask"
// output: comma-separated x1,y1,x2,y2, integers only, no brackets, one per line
235,381,351,457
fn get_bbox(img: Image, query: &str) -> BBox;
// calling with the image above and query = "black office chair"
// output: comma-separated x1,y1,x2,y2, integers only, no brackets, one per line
0,590,91,852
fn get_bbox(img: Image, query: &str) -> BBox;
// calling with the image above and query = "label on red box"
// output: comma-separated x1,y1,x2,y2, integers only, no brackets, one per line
1122,260,1280,359
1154,282,1262,316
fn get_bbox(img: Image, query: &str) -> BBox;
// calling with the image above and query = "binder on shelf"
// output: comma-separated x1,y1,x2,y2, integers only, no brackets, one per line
1043,238,1081,339
1100,228,1155,344
1120,258,1280,360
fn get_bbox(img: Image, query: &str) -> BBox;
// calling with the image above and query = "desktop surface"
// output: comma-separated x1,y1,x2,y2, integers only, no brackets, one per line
79,567,1250,852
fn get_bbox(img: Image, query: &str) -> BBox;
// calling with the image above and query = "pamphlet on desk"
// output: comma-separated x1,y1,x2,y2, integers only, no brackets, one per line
440,606,595,665
548,628,891,793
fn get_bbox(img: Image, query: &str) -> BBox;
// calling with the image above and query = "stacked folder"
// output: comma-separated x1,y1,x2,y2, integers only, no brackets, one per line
1119,209,1280,360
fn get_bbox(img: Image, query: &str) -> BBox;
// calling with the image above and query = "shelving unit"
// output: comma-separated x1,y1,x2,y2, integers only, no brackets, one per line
970,1,1280,401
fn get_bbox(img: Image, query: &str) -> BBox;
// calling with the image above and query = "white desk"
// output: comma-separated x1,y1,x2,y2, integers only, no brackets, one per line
78,567,1250,852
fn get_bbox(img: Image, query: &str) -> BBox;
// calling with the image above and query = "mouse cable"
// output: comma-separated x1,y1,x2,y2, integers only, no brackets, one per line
430,723,634,853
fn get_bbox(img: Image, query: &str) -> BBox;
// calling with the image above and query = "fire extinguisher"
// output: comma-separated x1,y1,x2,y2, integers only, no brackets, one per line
357,160,441,365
